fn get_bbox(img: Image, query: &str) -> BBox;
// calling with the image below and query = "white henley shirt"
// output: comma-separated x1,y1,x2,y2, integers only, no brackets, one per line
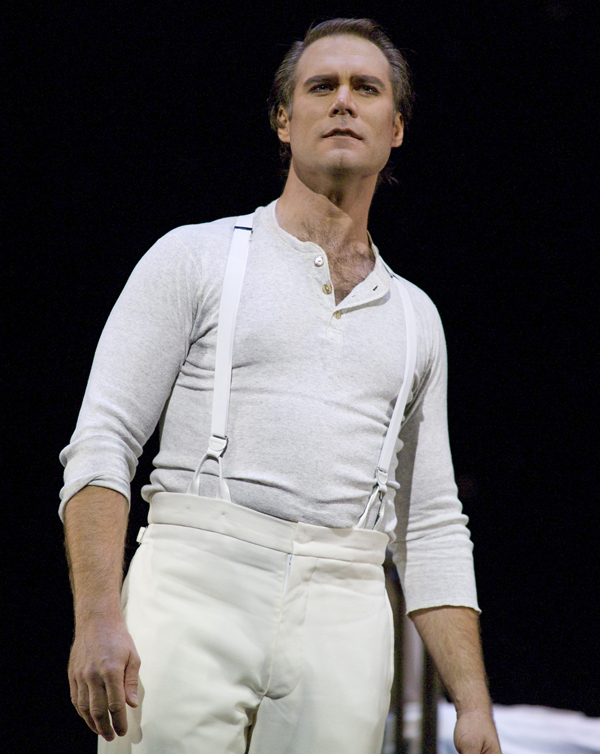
60,200,479,613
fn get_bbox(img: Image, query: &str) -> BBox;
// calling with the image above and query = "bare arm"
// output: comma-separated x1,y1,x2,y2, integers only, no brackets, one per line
409,606,502,754
64,485,140,742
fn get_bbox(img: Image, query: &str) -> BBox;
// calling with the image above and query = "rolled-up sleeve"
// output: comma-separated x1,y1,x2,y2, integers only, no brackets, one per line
58,231,200,520
390,306,479,614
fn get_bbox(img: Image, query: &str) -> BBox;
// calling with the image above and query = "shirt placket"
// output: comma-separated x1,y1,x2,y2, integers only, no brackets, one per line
309,251,344,340
308,250,391,340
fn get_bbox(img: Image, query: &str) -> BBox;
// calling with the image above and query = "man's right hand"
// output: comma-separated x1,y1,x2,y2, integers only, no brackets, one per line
68,617,141,741
64,486,134,741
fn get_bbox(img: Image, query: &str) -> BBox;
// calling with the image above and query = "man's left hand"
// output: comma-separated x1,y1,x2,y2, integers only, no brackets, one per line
454,708,502,754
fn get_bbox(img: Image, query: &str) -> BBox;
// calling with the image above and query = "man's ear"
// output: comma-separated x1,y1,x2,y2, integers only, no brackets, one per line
391,112,404,148
277,106,291,143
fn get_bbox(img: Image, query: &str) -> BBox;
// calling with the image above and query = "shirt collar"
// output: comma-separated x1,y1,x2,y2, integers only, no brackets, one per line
260,199,390,292
259,199,392,300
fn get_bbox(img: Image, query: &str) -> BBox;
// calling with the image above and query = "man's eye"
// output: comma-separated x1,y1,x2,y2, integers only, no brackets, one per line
358,85,378,93
310,84,333,92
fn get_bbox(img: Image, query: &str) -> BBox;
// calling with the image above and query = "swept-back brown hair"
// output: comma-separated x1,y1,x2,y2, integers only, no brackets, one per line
268,18,414,182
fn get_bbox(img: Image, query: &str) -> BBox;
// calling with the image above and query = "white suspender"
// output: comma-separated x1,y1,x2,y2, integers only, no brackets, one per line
355,267,418,529
187,212,255,501
188,213,418,530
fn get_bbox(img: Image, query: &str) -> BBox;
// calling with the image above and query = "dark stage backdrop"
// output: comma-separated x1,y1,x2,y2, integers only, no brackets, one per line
4,1,598,751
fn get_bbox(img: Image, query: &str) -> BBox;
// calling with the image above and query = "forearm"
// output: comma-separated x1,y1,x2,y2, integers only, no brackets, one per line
64,486,140,740
409,606,491,713
64,485,129,624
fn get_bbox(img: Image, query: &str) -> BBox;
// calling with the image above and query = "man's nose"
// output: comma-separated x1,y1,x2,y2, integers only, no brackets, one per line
329,85,356,117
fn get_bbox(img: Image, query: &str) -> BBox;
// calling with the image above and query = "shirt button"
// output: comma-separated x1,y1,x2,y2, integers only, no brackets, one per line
314,256,324,267
322,283,333,295
334,311,342,319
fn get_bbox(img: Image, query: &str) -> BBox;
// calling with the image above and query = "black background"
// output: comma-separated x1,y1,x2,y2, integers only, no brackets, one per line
4,1,599,750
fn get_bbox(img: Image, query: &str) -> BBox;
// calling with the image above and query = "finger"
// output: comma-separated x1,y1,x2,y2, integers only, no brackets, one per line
105,667,129,737
68,659,85,718
124,651,141,708
77,679,100,736
89,679,116,741
68,671,79,713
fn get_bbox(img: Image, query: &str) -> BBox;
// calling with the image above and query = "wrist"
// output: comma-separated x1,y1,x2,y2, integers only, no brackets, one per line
452,680,492,715
74,598,124,626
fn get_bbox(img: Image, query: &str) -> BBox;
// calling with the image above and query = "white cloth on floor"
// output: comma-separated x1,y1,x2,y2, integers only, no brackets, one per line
438,701,600,754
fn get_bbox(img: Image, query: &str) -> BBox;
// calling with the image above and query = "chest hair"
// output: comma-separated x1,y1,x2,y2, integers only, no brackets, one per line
294,220,375,305
326,243,375,305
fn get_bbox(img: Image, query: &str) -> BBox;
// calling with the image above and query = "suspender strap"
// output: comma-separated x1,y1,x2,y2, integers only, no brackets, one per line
187,213,255,500
355,272,418,529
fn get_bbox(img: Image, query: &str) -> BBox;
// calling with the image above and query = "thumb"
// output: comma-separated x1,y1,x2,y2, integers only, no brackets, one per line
124,653,140,707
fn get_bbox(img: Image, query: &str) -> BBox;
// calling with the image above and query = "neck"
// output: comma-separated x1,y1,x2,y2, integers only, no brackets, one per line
275,161,376,250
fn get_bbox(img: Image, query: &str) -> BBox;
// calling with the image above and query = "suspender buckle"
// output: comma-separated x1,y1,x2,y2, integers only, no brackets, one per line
375,466,388,491
208,435,228,455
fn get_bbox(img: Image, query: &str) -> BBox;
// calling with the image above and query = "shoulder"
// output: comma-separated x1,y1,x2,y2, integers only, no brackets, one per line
149,206,272,267
170,214,238,246
151,214,238,260
382,260,443,328
381,262,448,379
130,214,240,287
113,215,240,308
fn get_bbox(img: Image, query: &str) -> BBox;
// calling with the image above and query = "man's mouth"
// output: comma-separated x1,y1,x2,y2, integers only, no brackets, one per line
323,128,362,140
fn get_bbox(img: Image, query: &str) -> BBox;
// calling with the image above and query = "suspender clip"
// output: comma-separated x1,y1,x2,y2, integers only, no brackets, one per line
208,434,228,455
187,434,232,501
375,466,388,490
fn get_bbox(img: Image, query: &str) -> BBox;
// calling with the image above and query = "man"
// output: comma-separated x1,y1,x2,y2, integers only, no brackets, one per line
62,18,502,754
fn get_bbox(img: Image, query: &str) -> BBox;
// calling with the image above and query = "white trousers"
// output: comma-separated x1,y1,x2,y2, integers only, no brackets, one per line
99,493,393,754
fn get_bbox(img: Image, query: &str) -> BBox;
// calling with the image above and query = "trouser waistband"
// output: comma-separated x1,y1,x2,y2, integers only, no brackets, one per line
149,492,389,565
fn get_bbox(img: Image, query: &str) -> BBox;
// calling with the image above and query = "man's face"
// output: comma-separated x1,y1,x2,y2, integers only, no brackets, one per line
277,35,404,182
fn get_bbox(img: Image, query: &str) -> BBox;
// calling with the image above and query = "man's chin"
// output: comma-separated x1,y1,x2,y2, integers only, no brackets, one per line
292,155,379,187
316,151,371,175
324,160,380,182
